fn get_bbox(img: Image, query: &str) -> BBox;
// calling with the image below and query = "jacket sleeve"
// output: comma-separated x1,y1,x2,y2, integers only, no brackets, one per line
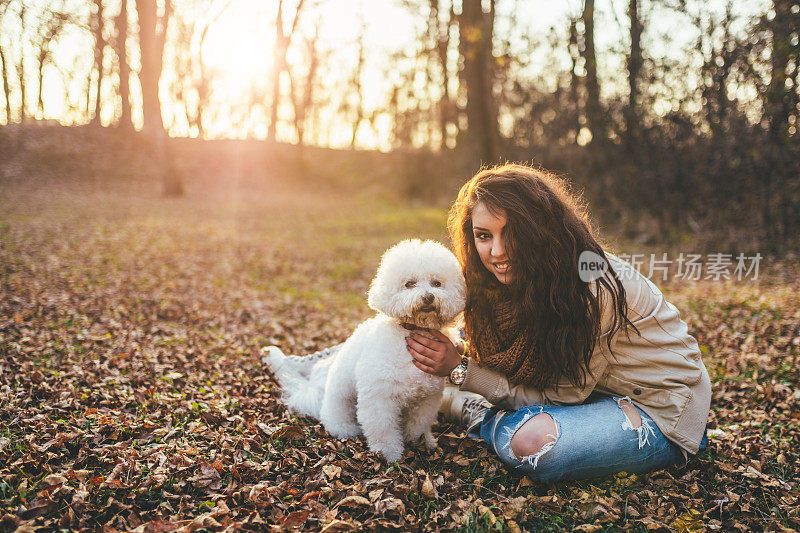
460,349,611,409
460,361,544,407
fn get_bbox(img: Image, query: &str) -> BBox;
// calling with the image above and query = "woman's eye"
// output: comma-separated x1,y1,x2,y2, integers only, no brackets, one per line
475,232,490,241
405,280,416,288
431,280,442,287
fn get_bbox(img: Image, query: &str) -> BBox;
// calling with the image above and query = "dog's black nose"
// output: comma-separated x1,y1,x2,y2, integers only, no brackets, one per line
422,293,434,305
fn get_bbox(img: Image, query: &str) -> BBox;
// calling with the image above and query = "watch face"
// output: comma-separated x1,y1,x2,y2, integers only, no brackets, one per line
450,364,467,385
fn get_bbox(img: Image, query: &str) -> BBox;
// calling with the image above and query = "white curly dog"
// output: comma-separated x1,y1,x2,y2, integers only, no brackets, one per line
262,239,466,462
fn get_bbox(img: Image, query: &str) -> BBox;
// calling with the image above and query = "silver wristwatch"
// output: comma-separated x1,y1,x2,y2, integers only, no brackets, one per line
449,357,468,386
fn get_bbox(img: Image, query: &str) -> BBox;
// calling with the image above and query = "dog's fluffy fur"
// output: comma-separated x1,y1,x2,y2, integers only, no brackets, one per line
262,239,466,462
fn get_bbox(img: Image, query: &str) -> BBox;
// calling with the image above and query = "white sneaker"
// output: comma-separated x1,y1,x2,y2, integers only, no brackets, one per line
440,384,492,432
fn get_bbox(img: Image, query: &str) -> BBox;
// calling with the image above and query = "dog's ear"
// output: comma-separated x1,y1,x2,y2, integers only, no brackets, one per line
367,275,390,314
368,241,405,315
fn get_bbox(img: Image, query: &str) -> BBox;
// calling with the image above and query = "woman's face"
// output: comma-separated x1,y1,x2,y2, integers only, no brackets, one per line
471,202,513,284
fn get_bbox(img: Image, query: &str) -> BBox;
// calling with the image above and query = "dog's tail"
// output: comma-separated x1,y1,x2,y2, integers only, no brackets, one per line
260,346,325,419
262,345,340,377
261,346,306,387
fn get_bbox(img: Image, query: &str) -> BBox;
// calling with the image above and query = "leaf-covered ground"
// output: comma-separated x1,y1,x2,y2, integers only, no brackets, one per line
1,166,799,532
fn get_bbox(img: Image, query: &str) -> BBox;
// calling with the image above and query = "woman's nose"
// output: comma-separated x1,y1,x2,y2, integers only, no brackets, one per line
491,237,506,257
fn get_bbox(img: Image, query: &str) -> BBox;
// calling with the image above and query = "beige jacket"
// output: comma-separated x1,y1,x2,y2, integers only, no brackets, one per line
460,252,711,455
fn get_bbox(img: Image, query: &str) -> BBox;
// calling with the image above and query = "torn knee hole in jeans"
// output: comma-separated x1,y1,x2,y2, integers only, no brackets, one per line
614,396,656,449
504,408,559,469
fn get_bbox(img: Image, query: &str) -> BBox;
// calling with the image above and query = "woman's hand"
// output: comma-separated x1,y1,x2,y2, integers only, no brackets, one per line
405,329,464,377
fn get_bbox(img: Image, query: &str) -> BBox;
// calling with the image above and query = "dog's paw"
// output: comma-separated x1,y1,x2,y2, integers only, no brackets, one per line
371,442,405,463
424,432,438,450
326,423,361,440
403,428,421,443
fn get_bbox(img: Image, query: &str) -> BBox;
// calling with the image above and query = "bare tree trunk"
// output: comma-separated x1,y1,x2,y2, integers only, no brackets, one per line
17,3,26,123
0,43,9,122
768,0,791,140
85,64,92,118
458,0,498,164
28,9,68,120
0,0,8,123
115,0,131,129
195,78,206,137
428,0,442,148
36,53,45,116
267,0,306,142
268,2,284,142
626,0,642,143
290,22,320,147
713,9,733,134
696,5,733,138
135,0,183,196
91,0,105,125
429,0,455,150
568,17,581,141
350,19,366,149
135,0,166,134
195,0,232,138
759,0,789,246
767,0,796,249
581,0,604,144
196,42,209,138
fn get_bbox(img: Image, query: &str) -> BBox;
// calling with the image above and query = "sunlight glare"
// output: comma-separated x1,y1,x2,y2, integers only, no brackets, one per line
200,1,272,96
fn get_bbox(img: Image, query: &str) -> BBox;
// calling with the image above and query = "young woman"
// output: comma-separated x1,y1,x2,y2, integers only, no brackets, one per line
405,164,710,483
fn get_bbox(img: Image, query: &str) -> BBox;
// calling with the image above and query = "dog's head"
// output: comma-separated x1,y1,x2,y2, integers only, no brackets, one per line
367,239,466,329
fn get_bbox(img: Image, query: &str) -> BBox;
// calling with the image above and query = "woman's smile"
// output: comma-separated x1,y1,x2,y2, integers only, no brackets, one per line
492,261,510,274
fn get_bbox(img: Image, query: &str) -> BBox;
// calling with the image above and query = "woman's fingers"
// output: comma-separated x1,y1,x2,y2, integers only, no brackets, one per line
407,346,438,368
407,339,454,377
406,336,425,351
406,337,444,362
407,336,434,357
411,358,436,374
407,333,443,351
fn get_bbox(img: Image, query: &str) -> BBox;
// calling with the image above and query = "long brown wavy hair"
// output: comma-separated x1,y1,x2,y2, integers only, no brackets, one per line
447,164,639,390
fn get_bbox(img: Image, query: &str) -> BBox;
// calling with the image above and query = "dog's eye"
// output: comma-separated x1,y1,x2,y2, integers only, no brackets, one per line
404,280,416,288
431,279,442,287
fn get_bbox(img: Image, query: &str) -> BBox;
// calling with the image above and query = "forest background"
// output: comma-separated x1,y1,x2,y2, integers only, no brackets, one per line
1,0,799,252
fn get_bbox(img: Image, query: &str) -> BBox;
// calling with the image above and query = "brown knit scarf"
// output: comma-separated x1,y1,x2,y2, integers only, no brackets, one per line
470,297,547,390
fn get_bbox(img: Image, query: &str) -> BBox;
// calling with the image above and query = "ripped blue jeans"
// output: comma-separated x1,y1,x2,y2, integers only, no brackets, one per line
470,393,695,484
